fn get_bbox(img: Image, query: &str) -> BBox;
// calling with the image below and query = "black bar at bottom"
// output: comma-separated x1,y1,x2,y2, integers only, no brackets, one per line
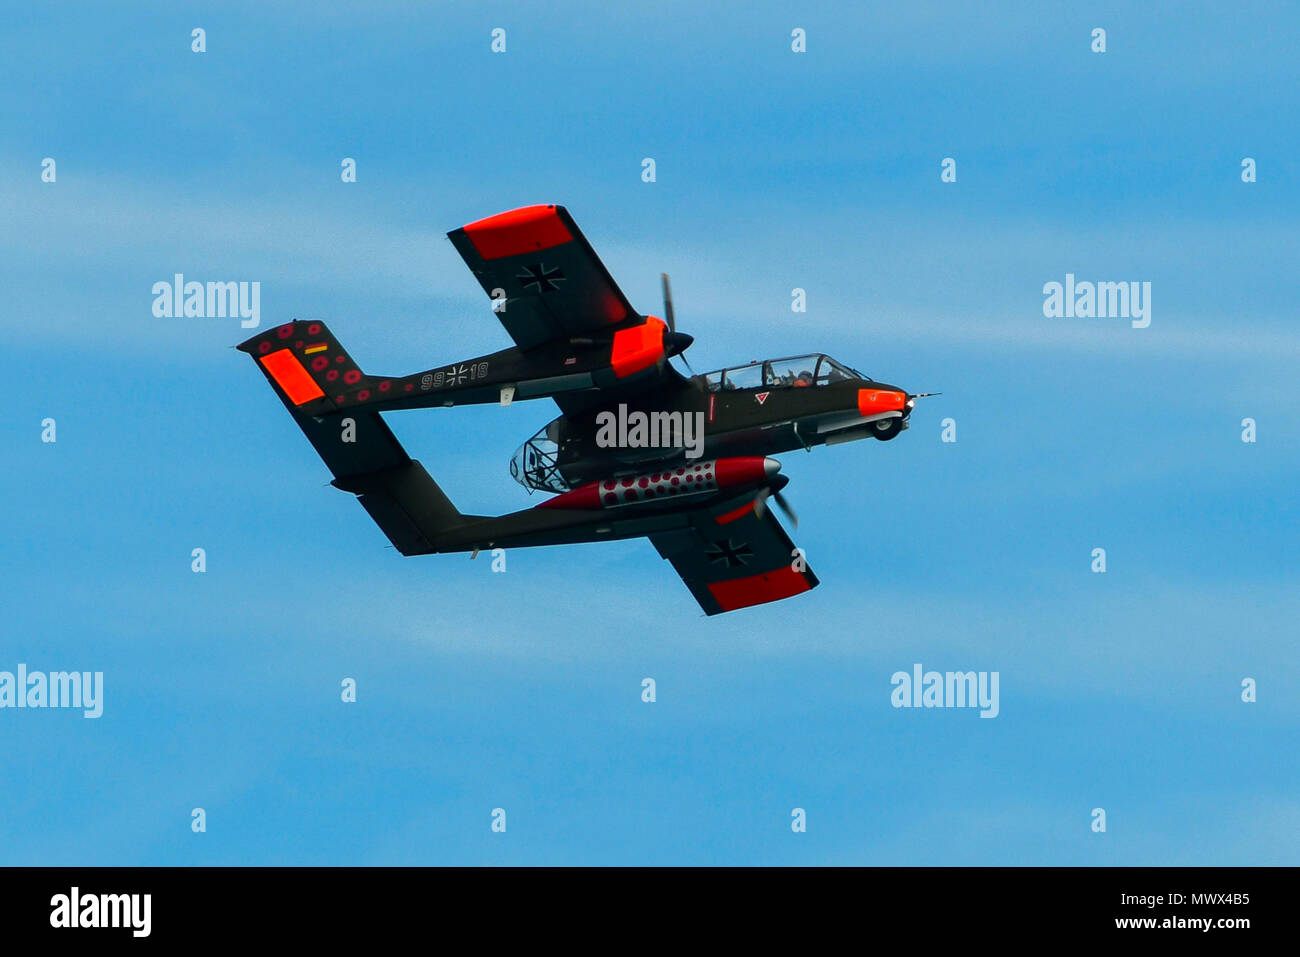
0,866,1282,943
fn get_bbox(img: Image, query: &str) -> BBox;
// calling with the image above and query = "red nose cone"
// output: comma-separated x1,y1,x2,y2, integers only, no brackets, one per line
857,389,906,416
714,456,780,487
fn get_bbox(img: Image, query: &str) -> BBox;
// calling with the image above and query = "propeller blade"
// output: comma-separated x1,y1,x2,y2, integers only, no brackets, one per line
772,490,798,529
660,272,696,374
754,488,797,528
660,272,676,334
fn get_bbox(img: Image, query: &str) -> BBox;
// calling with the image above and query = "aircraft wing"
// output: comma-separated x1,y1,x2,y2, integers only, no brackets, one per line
447,204,639,352
648,496,819,616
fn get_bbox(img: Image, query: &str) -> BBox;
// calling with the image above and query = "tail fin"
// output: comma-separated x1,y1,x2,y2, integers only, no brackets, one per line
238,320,468,555
236,319,389,415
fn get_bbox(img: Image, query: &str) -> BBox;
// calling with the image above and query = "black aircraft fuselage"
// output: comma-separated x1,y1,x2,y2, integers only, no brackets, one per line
239,204,927,615
507,354,913,494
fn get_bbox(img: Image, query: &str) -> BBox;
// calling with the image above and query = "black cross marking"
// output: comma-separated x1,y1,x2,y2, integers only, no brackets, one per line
517,263,566,293
705,538,753,568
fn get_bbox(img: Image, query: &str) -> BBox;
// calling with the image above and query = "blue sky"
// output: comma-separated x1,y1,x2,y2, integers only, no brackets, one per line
2,1,1297,864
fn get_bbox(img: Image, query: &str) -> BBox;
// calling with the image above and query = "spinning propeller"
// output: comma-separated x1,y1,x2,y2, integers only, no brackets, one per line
754,486,799,529
660,273,695,373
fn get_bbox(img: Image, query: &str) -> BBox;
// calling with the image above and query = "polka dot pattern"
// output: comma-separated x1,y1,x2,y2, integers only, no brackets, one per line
599,462,717,507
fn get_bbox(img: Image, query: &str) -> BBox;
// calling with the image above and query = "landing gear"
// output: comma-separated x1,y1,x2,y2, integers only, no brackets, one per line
872,417,903,441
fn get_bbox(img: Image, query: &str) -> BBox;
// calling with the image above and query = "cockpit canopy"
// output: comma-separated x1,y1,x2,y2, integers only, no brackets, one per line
510,419,572,493
701,354,867,392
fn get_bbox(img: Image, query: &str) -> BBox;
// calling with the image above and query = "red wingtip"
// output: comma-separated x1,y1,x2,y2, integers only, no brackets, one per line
461,205,572,260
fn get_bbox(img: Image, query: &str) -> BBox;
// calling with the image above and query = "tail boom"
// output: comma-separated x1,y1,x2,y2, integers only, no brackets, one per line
240,320,473,554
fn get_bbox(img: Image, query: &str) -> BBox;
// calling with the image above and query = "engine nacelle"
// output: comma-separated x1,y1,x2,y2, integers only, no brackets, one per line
535,457,780,511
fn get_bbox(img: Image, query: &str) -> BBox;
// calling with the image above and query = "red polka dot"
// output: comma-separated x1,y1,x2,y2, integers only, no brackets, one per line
258,341,271,353
312,356,329,371
357,390,370,401
621,477,634,487
335,395,345,403
404,383,414,391
307,323,321,335
294,340,303,349
335,355,346,364
671,477,679,485
638,477,649,488
379,381,391,392
603,493,617,505
277,324,293,338
344,370,361,384
604,481,615,490
326,369,339,381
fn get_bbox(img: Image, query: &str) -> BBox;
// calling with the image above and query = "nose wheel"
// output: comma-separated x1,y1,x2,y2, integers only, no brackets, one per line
872,417,903,441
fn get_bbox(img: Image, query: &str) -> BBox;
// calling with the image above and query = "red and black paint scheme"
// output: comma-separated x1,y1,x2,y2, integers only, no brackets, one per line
238,205,929,615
